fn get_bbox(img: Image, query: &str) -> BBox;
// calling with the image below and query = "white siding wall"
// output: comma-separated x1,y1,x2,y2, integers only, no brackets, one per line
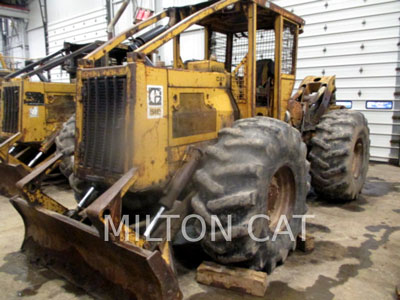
46,0,108,82
43,0,154,82
27,0,45,61
272,0,400,163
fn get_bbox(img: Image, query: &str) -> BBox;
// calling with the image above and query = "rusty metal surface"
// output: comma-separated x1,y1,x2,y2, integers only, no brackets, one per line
267,166,295,231
0,133,31,197
160,148,202,210
10,197,182,300
84,168,140,244
0,163,28,197
15,152,69,214
152,191,194,250
0,131,65,197
13,157,182,298
287,96,303,128
45,94,75,123
39,128,60,153
192,1,304,35
16,152,62,189
288,76,336,132
172,93,216,138
0,132,23,163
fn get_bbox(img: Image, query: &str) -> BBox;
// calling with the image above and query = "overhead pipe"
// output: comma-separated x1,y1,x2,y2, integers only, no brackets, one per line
107,0,130,40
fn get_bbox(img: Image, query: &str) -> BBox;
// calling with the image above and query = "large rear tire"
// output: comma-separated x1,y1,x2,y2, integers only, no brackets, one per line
309,109,370,201
192,117,308,273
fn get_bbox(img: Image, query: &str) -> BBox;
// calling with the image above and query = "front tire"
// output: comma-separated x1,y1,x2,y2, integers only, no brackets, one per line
55,115,90,202
309,109,370,201
55,115,75,178
192,117,308,273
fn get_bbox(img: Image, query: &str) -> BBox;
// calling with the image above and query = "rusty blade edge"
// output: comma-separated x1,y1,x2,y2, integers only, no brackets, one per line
0,163,28,197
10,197,182,300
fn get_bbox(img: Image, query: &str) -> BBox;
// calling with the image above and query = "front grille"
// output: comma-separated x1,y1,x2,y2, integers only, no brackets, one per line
2,86,20,133
81,76,127,174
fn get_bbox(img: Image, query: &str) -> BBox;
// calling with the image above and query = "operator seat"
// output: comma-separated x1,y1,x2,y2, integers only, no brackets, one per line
256,59,274,107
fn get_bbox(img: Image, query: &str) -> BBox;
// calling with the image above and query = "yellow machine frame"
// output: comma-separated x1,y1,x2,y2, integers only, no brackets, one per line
0,41,131,192
0,79,75,195
10,1,339,299
0,79,75,142
74,0,305,192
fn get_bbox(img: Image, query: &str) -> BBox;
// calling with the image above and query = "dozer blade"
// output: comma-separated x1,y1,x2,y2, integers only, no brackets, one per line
10,197,182,300
0,133,30,196
0,164,28,197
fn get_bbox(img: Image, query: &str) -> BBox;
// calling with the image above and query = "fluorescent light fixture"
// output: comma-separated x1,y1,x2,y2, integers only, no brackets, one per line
336,101,352,109
366,101,393,109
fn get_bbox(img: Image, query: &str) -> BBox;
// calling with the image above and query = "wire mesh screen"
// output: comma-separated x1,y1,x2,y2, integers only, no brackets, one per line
231,29,275,101
255,30,276,61
282,22,296,74
210,32,227,63
232,30,275,71
232,33,248,75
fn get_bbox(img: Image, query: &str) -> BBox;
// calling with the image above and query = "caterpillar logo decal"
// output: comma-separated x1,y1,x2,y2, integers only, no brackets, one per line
147,85,163,119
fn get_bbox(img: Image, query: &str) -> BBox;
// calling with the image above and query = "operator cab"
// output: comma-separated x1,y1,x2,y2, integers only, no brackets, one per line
80,0,304,120
166,0,303,118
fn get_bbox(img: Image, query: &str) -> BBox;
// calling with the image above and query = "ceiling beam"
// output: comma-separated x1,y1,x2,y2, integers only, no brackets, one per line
0,4,29,19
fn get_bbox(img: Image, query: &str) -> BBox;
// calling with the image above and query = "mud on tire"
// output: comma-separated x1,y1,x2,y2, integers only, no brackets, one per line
55,115,89,201
192,117,308,273
55,115,75,178
309,109,370,201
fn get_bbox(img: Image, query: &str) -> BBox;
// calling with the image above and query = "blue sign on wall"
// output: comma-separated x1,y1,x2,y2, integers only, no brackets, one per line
336,101,352,109
366,101,393,109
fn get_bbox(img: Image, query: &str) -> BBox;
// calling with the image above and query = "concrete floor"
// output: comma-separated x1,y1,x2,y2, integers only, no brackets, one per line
0,163,399,300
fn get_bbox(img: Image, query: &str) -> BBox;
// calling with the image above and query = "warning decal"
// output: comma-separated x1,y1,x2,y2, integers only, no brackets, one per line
29,106,39,118
147,85,163,119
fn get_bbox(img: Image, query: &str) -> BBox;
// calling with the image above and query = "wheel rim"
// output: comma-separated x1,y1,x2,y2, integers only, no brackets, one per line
352,138,364,179
267,166,296,232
